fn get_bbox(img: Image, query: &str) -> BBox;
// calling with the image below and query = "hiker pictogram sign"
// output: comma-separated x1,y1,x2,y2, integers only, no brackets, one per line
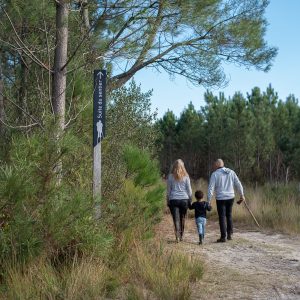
93,70,106,147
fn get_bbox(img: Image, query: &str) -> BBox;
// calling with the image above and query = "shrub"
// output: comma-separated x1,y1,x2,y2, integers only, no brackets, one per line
0,132,180,299
103,145,165,270
0,131,113,269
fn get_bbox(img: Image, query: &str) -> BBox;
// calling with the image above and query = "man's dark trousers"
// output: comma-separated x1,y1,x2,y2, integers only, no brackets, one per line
216,199,234,239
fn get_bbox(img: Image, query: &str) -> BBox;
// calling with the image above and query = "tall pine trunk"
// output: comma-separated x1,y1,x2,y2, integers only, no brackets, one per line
18,20,29,123
80,0,91,32
52,0,68,133
17,58,29,124
0,59,4,136
52,0,69,180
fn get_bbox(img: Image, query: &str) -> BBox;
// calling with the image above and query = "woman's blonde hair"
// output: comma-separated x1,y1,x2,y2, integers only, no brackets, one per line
171,159,188,181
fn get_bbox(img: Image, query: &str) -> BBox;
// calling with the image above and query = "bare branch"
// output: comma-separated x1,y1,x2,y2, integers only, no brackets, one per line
0,118,39,129
65,101,90,128
108,1,159,48
131,0,162,68
0,91,44,129
3,9,52,72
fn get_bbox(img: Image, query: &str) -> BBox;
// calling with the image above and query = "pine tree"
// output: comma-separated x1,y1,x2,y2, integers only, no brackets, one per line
156,110,178,175
248,87,275,182
226,92,255,178
176,102,205,178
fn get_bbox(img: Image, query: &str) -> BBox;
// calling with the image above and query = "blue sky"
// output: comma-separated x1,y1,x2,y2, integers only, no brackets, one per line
133,1,300,118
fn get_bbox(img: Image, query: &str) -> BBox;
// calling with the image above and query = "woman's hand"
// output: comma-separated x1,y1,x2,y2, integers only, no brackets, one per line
166,198,170,207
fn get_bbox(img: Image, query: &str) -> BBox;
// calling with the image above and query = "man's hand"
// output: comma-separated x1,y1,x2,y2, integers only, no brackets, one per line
237,195,245,205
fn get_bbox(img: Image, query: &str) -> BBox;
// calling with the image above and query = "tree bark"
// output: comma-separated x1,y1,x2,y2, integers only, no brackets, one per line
52,0,69,182
18,57,29,123
0,58,4,136
80,0,91,33
52,0,69,133
269,157,272,182
18,20,29,123
285,166,290,185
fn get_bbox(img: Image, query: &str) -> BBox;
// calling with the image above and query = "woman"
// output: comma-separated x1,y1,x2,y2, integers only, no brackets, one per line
167,159,192,242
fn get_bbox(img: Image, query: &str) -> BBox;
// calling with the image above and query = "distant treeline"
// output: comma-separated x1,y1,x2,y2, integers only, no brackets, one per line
156,86,300,183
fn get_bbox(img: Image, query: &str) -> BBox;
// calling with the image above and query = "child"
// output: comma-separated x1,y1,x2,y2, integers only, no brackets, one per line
189,190,212,245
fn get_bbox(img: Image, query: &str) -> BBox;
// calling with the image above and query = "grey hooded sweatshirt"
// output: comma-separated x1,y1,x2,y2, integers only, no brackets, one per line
207,167,244,203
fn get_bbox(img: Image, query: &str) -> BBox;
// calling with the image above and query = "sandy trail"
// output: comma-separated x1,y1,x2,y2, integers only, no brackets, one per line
158,215,300,300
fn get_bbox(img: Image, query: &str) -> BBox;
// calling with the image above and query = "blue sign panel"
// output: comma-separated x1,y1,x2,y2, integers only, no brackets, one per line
93,70,106,147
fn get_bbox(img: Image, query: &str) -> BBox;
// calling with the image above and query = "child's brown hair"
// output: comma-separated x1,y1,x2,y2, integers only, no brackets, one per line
195,190,204,200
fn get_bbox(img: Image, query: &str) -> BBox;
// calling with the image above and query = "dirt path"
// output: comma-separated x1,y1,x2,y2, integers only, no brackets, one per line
158,215,300,300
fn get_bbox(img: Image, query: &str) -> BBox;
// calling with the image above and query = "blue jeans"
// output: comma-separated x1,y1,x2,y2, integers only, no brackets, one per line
195,217,206,237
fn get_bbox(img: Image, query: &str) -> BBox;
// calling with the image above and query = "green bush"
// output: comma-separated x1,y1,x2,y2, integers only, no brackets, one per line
0,125,189,299
103,145,164,269
0,131,113,269
123,145,160,187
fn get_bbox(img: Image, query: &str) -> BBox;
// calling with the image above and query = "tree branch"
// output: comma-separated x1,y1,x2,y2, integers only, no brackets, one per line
0,91,44,129
0,118,39,129
109,10,251,89
3,9,52,72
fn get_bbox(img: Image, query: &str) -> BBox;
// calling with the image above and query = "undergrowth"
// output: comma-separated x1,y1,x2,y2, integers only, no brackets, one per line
0,132,203,299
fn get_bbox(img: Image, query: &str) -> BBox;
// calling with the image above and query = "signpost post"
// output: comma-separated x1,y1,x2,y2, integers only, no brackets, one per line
93,69,106,218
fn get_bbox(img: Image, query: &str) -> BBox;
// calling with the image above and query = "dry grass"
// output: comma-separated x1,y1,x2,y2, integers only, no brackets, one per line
2,257,112,300
5,259,60,300
191,179,300,234
128,241,203,300
1,242,204,300
233,183,300,234
62,258,112,299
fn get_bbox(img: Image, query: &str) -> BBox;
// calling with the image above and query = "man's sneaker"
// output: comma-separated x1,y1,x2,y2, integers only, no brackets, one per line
217,238,226,243
227,235,232,240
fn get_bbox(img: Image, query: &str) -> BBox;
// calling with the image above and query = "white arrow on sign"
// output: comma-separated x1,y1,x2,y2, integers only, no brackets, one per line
97,71,104,79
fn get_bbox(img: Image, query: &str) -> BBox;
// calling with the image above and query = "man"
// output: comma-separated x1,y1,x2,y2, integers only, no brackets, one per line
207,159,245,242
96,120,103,142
